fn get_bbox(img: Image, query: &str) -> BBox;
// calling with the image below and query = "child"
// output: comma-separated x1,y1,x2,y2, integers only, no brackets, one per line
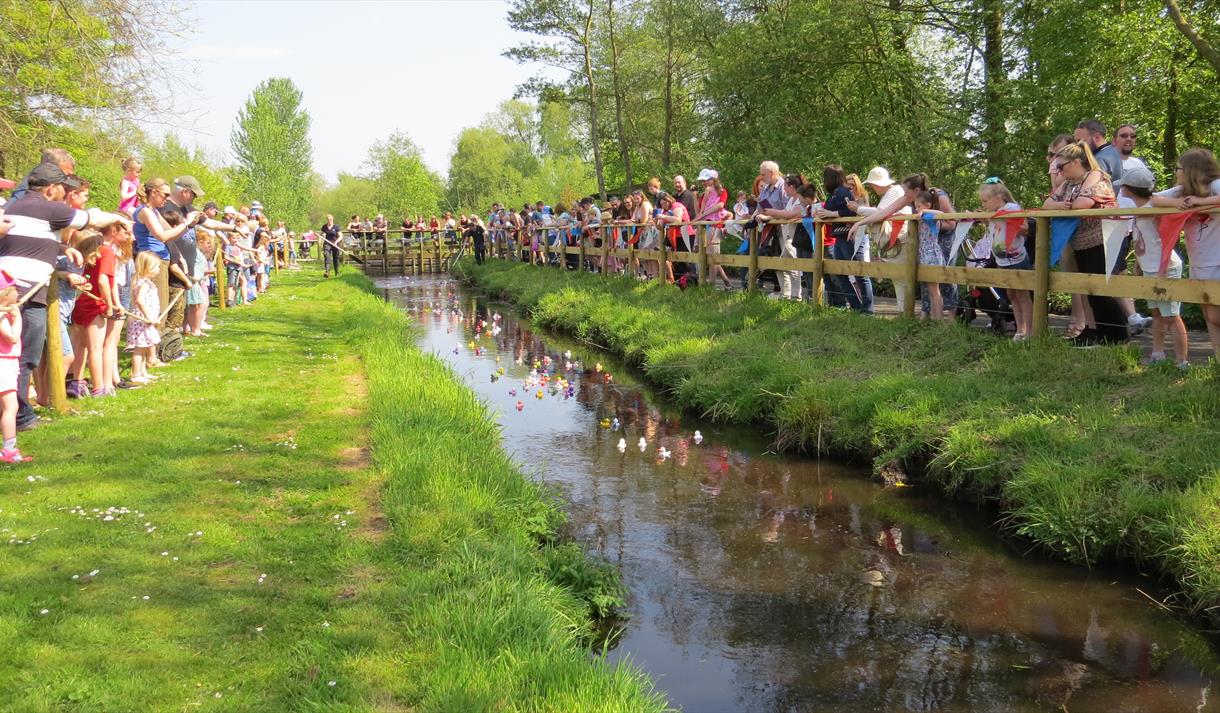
1124,167,1189,367
222,233,244,307
979,182,1032,339
913,191,947,321
118,158,142,217
127,253,161,385
1151,147,1220,360
0,270,29,463
70,233,118,396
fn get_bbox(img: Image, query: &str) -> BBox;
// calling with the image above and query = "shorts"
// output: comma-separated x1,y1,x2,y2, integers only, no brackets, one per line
0,356,17,394
226,267,241,285
1190,264,1220,281
118,281,132,312
1148,263,1184,316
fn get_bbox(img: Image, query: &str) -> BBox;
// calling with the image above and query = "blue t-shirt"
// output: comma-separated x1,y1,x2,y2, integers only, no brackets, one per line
133,206,170,259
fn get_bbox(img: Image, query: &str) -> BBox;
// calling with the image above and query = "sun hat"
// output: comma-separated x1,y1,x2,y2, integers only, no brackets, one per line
863,166,895,188
223,205,237,215
0,270,17,291
696,168,718,182
174,175,205,197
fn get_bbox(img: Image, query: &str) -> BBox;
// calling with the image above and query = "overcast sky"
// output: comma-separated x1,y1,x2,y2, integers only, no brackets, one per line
161,0,556,183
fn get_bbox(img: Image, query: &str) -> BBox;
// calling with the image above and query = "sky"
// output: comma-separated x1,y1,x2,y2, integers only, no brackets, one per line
158,0,557,184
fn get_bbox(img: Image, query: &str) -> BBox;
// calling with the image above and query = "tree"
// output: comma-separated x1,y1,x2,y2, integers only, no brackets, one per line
363,132,443,220
230,78,314,226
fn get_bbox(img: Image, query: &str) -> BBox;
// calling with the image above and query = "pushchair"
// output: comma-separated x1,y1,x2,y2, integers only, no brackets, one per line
954,235,1015,334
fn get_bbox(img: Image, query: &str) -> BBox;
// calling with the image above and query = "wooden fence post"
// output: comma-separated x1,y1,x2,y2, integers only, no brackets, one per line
657,230,668,286
902,220,919,318
382,234,389,276
747,228,759,292
44,279,68,413
578,231,587,271
600,226,610,277
698,225,710,281
1032,216,1051,336
434,238,441,273
811,220,825,306
215,249,227,311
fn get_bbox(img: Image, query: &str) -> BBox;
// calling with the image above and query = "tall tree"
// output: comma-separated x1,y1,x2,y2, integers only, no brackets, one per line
604,0,634,187
363,132,444,220
506,0,608,199
230,78,314,225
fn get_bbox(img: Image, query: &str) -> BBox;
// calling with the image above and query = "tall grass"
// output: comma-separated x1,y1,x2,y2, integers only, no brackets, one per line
464,259,1220,620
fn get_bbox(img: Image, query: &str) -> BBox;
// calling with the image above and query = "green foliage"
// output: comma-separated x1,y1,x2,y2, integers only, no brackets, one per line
541,543,629,619
231,77,314,225
364,132,444,221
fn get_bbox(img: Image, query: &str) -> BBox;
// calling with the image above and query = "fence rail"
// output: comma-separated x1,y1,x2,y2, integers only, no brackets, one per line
472,206,1219,338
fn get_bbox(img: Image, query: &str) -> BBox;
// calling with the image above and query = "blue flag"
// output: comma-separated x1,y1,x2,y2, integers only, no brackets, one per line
1049,217,1080,268
802,216,816,246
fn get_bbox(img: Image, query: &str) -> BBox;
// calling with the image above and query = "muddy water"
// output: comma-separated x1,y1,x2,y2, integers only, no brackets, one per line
382,275,1218,712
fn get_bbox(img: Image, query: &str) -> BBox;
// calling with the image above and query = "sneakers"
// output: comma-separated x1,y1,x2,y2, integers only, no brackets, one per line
1142,353,1169,366
1,448,32,463
130,375,152,385
66,379,87,398
1128,313,1154,336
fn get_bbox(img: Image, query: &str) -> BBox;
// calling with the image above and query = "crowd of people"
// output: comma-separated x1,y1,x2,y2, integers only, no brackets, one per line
0,148,296,463
461,121,1219,367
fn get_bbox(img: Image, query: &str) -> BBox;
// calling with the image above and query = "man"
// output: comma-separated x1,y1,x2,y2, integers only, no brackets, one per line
673,176,697,221
10,148,75,201
164,176,235,348
0,163,121,429
320,214,342,277
272,220,289,268
1074,120,1123,183
1114,124,1148,173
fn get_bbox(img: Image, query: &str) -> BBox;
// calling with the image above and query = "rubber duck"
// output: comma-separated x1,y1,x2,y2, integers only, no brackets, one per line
638,437,647,451
617,438,627,453
658,447,672,461
611,418,620,431
536,390,544,399
516,401,524,411
599,418,611,429
693,430,703,445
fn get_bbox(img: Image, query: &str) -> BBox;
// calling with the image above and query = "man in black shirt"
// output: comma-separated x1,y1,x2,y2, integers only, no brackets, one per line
319,214,342,277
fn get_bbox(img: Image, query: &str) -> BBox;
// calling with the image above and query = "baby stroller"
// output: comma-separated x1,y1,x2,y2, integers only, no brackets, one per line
954,236,1015,334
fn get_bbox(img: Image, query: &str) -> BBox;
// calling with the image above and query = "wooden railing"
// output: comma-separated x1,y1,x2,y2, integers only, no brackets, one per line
340,229,464,275
490,206,1219,337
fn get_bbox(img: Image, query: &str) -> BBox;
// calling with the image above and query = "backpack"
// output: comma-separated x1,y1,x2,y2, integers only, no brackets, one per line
157,329,183,362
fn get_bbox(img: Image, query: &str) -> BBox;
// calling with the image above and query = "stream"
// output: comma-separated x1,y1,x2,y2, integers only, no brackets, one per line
382,275,1218,712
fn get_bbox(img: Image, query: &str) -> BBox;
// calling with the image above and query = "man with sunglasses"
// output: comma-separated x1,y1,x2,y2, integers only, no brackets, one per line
1114,124,1148,174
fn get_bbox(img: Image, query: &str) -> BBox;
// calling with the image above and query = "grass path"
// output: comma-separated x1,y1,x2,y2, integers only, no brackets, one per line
0,269,663,711
462,259,1220,624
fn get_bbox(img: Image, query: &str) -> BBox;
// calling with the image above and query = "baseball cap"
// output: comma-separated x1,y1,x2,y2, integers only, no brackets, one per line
203,201,219,212
1116,165,1155,190
174,175,205,197
27,163,69,189
696,168,719,181
223,205,237,215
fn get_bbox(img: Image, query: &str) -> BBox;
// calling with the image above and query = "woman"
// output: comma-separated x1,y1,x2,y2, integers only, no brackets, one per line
1043,140,1125,345
655,192,695,284
758,174,807,300
817,165,871,312
1046,133,1092,339
695,169,733,288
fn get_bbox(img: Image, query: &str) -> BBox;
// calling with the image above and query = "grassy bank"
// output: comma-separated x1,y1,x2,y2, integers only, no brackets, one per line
0,269,663,711
462,259,1220,619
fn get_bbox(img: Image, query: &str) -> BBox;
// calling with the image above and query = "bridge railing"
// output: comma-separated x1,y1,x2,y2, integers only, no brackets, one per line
491,206,1219,337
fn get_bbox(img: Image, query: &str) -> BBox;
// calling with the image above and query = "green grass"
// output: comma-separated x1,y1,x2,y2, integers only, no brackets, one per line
0,268,665,711
462,258,1220,621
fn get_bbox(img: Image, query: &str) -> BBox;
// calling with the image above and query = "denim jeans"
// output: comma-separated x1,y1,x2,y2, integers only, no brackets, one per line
830,237,874,314
16,303,47,427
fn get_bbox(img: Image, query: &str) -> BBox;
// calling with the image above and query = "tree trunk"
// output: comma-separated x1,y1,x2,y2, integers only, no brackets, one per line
606,0,633,188
981,0,1005,177
661,0,675,173
1163,0,1220,75
582,0,607,200
1164,59,1179,168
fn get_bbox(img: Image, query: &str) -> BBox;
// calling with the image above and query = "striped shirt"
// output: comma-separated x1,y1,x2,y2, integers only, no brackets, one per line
0,193,87,305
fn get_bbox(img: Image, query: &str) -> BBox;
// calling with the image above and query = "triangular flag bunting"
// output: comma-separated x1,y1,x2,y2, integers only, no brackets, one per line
1049,217,1080,268
947,220,974,265
1101,218,1131,280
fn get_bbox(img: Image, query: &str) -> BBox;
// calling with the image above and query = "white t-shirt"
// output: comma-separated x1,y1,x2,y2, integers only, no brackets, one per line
858,185,910,258
991,202,1027,267
1154,178,1220,268
1132,212,1182,275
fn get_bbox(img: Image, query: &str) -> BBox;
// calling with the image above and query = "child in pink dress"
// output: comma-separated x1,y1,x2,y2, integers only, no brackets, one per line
0,270,29,463
118,157,142,217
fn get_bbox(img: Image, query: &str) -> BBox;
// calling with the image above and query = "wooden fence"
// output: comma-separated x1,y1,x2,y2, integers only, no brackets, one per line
491,206,1219,338
324,230,464,275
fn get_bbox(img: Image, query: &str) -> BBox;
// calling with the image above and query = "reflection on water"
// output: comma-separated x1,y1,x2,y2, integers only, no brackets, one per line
381,276,1217,712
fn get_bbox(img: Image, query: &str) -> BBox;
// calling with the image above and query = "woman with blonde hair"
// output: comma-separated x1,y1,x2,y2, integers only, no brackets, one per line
1043,140,1125,345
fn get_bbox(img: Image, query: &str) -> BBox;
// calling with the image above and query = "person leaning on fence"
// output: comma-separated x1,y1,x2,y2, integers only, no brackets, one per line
1044,140,1128,346
1121,166,1190,368
848,167,912,311
979,181,1032,339
757,173,806,300
695,168,733,289
816,165,873,313
1151,147,1220,359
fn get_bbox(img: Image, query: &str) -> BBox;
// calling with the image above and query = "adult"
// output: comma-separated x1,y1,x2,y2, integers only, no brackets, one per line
1043,141,1127,345
464,217,487,265
165,176,232,341
1110,124,1155,333
0,163,109,430
10,148,75,201
272,220,289,268
1074,119,1123,184
816,165,873,313
655,192,696,283
758,173,806,300
673,176,698,223
695,168,733,289
132,178,197,346
1114,124,1147,174
321,214,343,277
846,168,918,312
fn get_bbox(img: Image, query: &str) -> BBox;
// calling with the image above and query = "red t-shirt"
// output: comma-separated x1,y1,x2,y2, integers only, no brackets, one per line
71,243,116,324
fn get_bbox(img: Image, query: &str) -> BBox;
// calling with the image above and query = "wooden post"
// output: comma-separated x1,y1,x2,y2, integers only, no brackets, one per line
44,279,68,413
399,235,406,275
628,240,636,278
698,225,710,282
434,238,441,273
811,220,825,306
578,232,587,272
215,248,227,311
417,233,424,275
600,226,610,278
747,228,759,292
657,230,668,286
1032,216,1051,336
382,234,389,276
902,219,919,318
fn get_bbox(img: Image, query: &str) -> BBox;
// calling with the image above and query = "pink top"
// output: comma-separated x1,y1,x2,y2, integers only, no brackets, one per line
0,311,21,358
119,177,140,215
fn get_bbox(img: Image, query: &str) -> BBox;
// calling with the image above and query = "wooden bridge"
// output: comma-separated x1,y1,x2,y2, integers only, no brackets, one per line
332,231,463,275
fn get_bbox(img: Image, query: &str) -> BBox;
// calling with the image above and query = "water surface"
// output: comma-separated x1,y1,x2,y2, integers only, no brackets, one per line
382,275,1217,712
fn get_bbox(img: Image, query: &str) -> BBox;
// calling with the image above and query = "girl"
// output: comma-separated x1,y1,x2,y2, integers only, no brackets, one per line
118,158,142,216
1125,168,1189,367
0,271,29,463
631,190,657,279
912,191,947,320
1151,147,1220,358
127,252,162,385
979,182,1032,339
654,192,695,284
108,221,135,388
1044,141,1124,345
696,169,733,289
71,232,119,395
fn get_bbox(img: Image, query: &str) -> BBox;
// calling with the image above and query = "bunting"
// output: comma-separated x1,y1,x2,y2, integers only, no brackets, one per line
1101,219,1131,280
1049,217,1080,268
947,220,975,265
1156,211,1197,275
992,210,1025,252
